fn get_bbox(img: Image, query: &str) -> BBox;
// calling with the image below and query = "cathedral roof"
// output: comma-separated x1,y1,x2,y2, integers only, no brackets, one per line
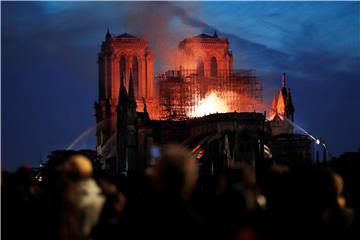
102,32,149,48
179,32,228,47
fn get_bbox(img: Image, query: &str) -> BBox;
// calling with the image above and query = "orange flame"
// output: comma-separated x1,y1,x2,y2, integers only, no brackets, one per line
191,91,229,117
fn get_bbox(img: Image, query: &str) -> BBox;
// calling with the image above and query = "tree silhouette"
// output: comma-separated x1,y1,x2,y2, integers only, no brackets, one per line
40,149,104,183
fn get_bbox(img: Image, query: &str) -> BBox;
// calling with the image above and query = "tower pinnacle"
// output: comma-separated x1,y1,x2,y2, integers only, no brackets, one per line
105,28,112,40
118,75,127,104
285,88,295,121
142,97,148,113
213,30,218,38
128,70,136,107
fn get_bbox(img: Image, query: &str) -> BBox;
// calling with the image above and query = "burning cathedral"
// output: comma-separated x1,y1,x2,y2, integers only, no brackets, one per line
95,30,312,176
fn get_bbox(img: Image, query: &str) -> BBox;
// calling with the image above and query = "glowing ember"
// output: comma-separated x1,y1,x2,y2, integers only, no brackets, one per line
191,91,229,117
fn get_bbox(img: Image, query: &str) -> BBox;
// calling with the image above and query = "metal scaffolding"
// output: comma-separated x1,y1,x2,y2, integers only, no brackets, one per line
157,69,263,120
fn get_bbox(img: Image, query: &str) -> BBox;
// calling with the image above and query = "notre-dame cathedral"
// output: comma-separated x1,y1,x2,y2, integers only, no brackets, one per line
95,30,312,176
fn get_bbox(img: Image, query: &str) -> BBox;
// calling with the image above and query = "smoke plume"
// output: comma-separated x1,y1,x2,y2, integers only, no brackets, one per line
121,2,289,75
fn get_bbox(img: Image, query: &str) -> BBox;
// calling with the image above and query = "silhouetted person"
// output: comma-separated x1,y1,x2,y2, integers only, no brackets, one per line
2,148,358,240
2,166,41,240
129,144,208,240
91,176,127,240
268,165,354,240
211,163,266,240
38,153,105,240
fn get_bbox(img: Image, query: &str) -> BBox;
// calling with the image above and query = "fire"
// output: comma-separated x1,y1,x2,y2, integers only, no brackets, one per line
191,91,229,117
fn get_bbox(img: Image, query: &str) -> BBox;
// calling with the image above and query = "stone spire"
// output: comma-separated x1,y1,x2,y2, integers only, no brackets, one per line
285,88,295,121
270,73,295,135
127,70,138,124
105,28,112,41
277,72,289,118
118,75,128,110
213,30,218,38
124,71,138,173
142,97,148,113
142,97,150,121
128,70,137,108
116,74,128,175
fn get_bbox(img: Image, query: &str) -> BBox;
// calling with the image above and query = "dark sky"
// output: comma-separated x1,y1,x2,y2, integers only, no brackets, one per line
2,1,360,170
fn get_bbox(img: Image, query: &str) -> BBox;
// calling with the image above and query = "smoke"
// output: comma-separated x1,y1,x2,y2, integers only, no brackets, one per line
170,3,215,33
121,2,216,72
121,2,289,77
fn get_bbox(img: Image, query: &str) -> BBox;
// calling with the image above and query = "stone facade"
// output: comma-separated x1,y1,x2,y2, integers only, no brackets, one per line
176,32,233,76
96,31,156,148
95,31,310,176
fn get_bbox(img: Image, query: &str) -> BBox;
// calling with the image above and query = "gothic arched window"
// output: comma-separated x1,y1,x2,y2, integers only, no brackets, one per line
197,58,204,76
210,56,218,77
132,56,139,97
120,56,126,84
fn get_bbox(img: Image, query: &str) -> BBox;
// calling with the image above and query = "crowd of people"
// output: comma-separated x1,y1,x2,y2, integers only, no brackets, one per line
2,145,358,240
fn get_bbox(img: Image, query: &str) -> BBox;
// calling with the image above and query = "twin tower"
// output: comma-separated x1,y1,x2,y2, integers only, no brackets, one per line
95,31,297,173
95,31,233,147
95,31,154,147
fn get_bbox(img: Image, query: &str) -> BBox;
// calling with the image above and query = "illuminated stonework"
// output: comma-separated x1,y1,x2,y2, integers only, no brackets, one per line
93,31,308,176
156,33,262,120
98,32,154,100
96,32,156,147
95,31,295,162
176,32,233,76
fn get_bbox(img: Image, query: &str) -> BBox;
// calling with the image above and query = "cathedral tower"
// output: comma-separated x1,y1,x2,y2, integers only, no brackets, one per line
176,32,233,76
270,73,295,135
96,31,154,148
276,73,294,120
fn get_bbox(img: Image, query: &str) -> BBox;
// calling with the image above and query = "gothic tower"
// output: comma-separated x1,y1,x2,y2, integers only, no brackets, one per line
96,30,154,149
270,73,295,135
176,32,233,76
276,73,294,120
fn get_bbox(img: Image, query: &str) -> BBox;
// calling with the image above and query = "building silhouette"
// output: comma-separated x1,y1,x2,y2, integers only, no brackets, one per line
95,31,312,175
